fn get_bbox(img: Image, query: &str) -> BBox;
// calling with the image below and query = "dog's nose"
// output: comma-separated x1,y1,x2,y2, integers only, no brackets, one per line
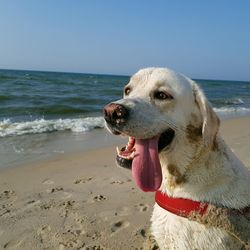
103,103,129,125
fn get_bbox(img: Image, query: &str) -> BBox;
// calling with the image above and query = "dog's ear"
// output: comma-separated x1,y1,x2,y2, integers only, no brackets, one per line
192,83,220,148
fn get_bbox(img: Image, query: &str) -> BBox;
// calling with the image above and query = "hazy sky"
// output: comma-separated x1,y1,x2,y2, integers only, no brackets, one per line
0,0,250,80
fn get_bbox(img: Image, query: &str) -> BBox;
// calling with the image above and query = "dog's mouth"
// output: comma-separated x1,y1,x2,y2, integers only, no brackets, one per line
116,128,175,192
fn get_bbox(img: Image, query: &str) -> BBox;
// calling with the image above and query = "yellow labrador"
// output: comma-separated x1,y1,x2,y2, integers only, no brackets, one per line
103,68,250,249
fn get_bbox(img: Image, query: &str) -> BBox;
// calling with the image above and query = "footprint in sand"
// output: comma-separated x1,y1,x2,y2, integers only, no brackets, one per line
26,200,36,204
47,187,64,193
54,200,76,218
0,191,16,216
111,220,130,233
40,203,53,210
74,177,93,184
0,190,15,199
67,228,85,236
25,199,41,210
136,203,149,212
59,240,83,250
92,195,107,202
135,228,147,238
0,209,10,217
83,244,105,250
56,211,87,249
46,187,72,199
110,180,124,184
61,200,76,208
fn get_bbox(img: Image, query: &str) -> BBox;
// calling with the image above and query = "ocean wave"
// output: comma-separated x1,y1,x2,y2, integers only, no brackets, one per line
232,98,244,104
1,107,250,138
214,107,250,117
0,117,105,137
212,98,245,106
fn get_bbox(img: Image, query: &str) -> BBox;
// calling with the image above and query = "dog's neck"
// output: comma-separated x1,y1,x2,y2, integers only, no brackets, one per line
159,135,250,209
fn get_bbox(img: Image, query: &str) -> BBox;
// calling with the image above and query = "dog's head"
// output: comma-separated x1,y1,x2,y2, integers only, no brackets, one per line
103,68,220,192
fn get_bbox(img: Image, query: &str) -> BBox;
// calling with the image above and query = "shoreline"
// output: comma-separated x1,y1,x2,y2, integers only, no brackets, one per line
0,128,126,170
0,116,249,249
1,115,250,171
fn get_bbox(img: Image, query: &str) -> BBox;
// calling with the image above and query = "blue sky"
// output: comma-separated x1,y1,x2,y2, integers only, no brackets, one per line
0,1,250,81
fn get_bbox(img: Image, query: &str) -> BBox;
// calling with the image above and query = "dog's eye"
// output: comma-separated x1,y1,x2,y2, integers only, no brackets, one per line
154,91,173,100
124,87,131,96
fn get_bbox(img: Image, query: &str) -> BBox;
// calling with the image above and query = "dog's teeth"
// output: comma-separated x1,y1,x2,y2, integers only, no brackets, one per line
116,146,120,155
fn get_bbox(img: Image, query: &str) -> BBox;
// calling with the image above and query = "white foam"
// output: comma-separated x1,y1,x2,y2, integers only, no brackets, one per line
214,107,250,118
1,107,250,137
227,98,245,105
0,117,105,137
234,98,244,104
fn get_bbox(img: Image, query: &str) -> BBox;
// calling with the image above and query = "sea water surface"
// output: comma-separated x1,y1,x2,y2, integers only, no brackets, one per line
1,69,250,168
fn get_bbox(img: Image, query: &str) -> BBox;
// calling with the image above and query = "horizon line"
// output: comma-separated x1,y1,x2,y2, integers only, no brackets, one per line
0,67,249,83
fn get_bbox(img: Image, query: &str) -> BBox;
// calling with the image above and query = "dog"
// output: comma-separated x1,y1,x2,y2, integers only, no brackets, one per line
103,67,250,249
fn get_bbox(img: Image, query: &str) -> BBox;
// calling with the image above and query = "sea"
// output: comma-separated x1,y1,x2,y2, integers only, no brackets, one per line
1,69,250,169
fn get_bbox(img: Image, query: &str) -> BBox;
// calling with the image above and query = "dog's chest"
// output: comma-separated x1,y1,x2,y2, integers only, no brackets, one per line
151,203,242,250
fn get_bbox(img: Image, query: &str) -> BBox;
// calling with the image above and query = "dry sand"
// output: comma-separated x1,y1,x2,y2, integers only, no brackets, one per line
0,117,250,249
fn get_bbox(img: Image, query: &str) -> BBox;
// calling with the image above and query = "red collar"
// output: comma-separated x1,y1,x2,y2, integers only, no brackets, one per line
155,190,208,217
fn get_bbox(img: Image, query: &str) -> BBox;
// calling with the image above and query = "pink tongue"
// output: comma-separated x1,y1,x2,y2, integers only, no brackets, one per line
132,137,162,192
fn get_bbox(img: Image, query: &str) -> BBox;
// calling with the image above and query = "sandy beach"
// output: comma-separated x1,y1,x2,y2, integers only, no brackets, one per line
0,116,250,249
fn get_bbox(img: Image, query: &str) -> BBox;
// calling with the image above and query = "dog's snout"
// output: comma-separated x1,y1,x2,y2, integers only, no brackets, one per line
103,103,129,125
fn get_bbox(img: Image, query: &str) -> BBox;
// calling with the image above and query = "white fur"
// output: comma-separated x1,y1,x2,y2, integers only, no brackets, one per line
106,67,250,249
